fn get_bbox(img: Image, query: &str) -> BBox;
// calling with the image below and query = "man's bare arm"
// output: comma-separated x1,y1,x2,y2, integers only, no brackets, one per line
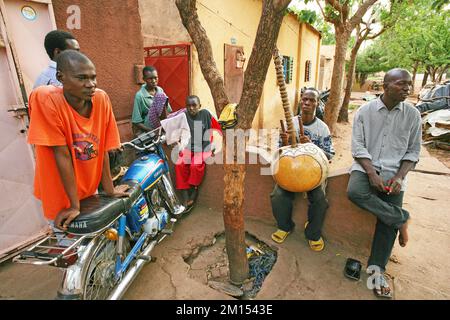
101,151,130,198
53,146,80,230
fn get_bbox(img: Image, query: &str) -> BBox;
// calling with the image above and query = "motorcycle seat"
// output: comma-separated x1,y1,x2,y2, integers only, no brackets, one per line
67,195,125,235
66,182,143,235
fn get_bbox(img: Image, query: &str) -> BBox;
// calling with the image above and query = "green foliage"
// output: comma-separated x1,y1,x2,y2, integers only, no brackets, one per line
356,0,450,76
315,16,336,45
289,8,318,24
288,4,335,45
431,0,449,10
356,45,391,74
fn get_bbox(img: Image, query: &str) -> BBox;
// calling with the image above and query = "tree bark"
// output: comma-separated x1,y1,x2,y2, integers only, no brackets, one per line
223,0,290,285
338,38,363,123
427,66,437,83
324,27,351,132
422,71,429,88
437,65,448,83
175,0,291,285
411,61,419,94
321,0,378,134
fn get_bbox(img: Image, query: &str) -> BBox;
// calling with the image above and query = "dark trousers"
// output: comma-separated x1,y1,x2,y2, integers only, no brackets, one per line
347,171,409,271
271,184,329,241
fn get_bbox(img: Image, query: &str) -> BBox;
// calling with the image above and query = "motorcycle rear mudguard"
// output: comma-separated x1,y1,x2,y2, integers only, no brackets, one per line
56,234,105,300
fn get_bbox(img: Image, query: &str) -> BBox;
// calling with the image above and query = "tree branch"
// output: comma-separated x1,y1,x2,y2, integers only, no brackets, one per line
349,0,378,28
341,2,350,22
175,0,229,114
327,0,343,12
316,0,335,23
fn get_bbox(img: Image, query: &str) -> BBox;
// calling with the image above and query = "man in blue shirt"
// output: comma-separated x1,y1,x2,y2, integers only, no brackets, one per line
34,30,80,88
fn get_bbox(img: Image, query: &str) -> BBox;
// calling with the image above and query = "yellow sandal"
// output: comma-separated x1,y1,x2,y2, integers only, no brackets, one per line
271,229,290,244
308,238,325,252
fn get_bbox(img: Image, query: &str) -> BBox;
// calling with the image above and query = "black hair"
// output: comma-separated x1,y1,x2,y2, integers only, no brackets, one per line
186,95,201,104
44,30,76,60
301,87,320,98
143,66,157,77
56,50,93,73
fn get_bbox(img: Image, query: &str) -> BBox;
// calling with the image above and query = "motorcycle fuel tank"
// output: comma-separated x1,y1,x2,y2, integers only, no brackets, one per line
122,154,168,191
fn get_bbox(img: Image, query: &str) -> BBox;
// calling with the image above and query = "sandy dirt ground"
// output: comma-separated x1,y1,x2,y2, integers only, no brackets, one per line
0,93,449,300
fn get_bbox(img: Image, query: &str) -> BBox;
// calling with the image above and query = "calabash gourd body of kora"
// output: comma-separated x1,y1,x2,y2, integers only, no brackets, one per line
272,143,329,192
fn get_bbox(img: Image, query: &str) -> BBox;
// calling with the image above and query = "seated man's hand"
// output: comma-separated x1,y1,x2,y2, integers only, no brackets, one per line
299,135,311,144
54,207,80,231
386,177,402,195
367,172,386,193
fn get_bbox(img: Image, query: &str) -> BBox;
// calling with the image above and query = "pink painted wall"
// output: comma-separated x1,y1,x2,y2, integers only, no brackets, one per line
52,0,145,141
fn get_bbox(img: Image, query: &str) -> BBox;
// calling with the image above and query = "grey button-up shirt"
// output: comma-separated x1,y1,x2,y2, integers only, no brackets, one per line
350,97,422,191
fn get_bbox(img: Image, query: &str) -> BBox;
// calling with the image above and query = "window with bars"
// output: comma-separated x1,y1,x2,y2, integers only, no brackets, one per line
305,60,312,82
282,55,294,84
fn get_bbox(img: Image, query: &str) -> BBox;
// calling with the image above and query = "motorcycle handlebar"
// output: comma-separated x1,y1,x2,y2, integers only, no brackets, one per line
121,126,165,151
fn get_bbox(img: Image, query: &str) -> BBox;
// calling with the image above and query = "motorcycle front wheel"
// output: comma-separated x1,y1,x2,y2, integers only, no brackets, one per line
82,235,130,300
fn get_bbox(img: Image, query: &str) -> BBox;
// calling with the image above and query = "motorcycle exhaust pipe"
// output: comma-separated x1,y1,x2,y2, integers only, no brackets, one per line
107,240,157,300
159,173,185,215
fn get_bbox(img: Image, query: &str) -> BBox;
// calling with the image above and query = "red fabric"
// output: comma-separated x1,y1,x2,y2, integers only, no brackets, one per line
175,150,211,189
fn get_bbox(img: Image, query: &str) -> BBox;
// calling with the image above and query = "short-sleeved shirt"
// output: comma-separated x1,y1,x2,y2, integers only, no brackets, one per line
281,116,335,160
185,109,221,153
33,61,62,89
350,97,422,190
27,86,121,220
131,85,172,129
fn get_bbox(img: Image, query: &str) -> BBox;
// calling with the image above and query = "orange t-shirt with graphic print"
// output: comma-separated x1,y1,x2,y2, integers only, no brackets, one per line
27,86,121,220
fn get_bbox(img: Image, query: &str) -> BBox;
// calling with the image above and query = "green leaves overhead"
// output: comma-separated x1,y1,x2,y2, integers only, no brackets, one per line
357,0,450,75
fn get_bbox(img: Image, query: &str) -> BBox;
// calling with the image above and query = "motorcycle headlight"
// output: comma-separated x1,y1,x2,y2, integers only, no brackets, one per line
150,188,161,207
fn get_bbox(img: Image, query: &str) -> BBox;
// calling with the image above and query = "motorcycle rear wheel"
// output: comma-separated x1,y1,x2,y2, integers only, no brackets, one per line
82,236,130,300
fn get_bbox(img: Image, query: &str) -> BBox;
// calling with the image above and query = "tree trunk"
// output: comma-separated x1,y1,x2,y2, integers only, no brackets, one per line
411,61,419,94
223,0,290,285
176,0,291,285
437,65,448,83
428,66,437,83
338,38,362,123
422,71,429,88
223,160,248,284
360,73,368,87
324,28,351,133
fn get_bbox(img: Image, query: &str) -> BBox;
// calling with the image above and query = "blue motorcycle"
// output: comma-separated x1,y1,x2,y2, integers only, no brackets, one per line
13,127,185,300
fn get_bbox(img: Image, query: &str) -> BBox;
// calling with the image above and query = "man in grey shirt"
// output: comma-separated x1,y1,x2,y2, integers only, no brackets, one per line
347,68,421,299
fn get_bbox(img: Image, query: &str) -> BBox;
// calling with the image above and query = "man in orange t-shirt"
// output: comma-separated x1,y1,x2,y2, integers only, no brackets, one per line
28,50,128,231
